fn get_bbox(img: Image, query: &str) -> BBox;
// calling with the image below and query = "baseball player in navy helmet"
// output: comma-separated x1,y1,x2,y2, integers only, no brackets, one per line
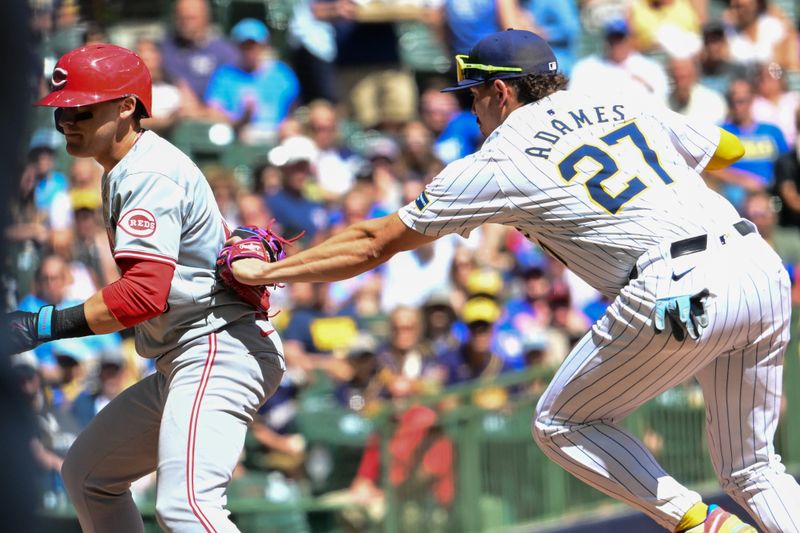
2,44,285,531
227,29,800,532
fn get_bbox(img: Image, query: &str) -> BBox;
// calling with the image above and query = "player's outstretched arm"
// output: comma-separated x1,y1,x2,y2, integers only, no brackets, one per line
232,213,437,285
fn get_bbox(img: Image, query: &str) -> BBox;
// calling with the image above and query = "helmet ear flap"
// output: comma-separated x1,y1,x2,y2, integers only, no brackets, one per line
54,108,64,134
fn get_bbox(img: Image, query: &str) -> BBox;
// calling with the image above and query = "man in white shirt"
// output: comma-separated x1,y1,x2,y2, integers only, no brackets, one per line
668,57,728,125
570,18,669,103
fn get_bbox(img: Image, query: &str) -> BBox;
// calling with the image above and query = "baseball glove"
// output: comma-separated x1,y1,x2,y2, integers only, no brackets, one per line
215,224,299,314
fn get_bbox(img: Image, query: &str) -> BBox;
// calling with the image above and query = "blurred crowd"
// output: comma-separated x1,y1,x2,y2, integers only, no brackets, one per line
11,0,800,527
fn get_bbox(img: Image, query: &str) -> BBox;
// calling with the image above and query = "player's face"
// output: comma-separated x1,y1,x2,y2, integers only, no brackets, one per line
469,83,504,137
57,97,136,162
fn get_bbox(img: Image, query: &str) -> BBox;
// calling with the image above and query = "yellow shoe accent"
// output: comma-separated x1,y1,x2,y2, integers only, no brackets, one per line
683,505,757,533
676,502,709,532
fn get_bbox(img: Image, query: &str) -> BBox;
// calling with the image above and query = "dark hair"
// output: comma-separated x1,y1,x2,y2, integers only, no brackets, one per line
505,73,569,105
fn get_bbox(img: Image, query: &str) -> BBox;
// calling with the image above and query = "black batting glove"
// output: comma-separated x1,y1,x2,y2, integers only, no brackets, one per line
1,307,53,357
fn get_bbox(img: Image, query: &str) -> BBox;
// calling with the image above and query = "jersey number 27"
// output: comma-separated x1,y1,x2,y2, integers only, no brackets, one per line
558,121,673,214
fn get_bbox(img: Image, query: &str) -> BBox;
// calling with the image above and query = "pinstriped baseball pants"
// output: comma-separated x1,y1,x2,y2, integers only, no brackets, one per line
533,230,800,532
61,317,284,533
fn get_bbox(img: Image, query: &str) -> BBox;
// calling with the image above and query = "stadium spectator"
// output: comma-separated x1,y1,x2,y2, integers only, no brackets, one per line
569,18,669,102
205,165,241,228
28,129,69,223
362,135,404,211
628,0,702,58
349,68,418,133
744,191,800,263
6,163,49,298
376,306,443,399
312,0,418,131
667,57,727,125
14,350,69,503
774,108,800,230
205,18,300,145
286,0,343,103
522,0,581,75
281,281,355,380
724,0,799,70
135,37,181,134
419,84,483,165
334,332,381,413
742,191,800,303
711,78,788,211
69,351,128,430
441,0,534,55
160,0,238,103
437,296,512,388
264,136,328,242
751,62,799,145
421,289,461,358
48,0,83,58
17,255,121,376
396,120,445,183
380,233,459,313
69,190,118,292
448,246,478,313
306,99,356,201
698,20,748,95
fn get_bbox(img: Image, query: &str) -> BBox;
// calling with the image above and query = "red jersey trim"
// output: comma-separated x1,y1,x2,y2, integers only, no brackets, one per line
114,249,177,267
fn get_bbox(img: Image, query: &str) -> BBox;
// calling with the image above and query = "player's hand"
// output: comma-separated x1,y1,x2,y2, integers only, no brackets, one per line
231,257,269,286
0,310,42,356
654,289,710,342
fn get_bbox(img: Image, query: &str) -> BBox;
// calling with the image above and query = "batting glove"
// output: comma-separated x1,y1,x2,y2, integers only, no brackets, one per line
654,289,710,342
0,308,52,357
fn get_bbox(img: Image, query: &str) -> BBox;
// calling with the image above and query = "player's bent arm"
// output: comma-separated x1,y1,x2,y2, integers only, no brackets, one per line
704,128,745,171
232,213,437,285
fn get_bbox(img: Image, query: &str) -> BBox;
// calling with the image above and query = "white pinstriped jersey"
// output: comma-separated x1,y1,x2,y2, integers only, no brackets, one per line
102,131,254,357
398,90,741,297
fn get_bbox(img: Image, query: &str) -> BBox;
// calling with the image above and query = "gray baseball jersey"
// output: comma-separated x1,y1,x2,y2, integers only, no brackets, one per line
101,130,253,357
62,130,285,532
400,91,800,531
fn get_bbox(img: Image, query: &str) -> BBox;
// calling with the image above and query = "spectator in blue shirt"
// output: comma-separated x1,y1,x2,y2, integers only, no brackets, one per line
711,78,788,211
264,136,328,241
28,129,68,215
420,85,482,165
70,352,127,430
205,18,300,144
522,0,580,75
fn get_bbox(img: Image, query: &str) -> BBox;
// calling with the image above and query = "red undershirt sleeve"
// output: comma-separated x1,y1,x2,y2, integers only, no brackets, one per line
101,258,175,328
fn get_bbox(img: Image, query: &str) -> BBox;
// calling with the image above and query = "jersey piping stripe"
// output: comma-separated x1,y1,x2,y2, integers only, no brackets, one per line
114,249,178,266
186,332,218,533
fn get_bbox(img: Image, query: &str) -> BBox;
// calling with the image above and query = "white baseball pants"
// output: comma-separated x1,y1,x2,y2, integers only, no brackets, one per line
533,229,800,532
61,317,284,532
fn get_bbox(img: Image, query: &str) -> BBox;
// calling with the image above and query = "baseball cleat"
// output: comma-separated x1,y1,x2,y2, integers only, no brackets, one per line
683,504,757,533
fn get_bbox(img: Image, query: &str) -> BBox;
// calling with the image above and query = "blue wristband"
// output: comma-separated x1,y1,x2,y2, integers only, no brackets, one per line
37,305,55,340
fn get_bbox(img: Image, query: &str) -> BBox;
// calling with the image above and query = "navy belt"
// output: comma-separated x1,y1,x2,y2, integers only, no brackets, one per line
629,220,756,281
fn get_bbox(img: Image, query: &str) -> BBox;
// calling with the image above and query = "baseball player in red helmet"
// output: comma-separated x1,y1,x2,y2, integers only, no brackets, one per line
4,44,285,531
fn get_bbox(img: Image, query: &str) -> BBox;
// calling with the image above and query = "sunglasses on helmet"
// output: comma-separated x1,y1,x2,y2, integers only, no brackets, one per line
455,54,523,83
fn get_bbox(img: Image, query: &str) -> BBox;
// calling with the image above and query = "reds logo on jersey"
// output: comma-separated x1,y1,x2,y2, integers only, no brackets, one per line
118,208,157,238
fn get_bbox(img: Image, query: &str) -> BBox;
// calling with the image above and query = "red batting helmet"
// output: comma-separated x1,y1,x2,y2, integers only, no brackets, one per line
36,43,152,117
